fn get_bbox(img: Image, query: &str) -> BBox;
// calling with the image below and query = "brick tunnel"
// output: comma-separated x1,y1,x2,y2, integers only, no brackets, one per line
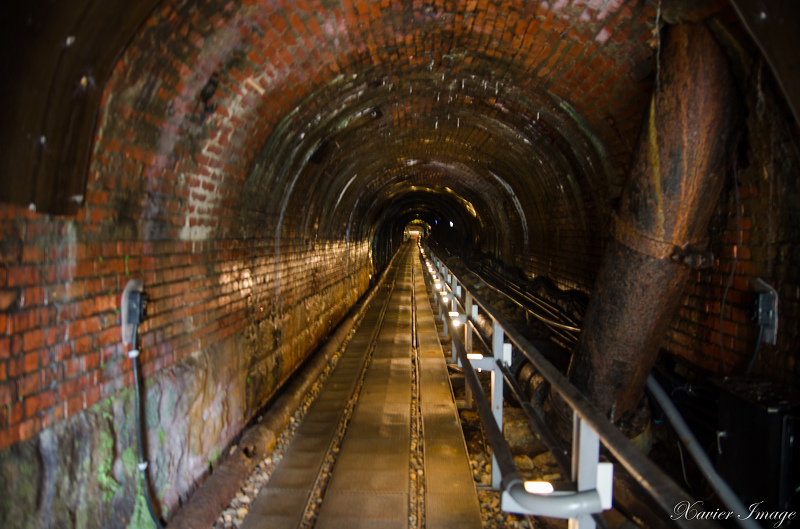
1,1,799,528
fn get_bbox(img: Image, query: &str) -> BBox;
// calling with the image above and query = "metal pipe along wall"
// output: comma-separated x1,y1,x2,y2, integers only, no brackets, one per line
557,22,741,430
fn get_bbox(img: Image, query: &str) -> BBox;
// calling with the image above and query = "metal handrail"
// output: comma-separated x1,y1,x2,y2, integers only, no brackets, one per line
420,244,721,529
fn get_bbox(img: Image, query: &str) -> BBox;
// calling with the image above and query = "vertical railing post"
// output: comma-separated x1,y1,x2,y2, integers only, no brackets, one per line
450,274,460,364
490,320,506,489
570,412,600,529
464,293,473,355
463,292,475,407
437,283,444,319
436,266,448,339
440,291,449,339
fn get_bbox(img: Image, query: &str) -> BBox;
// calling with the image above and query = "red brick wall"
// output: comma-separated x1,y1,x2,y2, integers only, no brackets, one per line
663,42,800,383
0,201,371,452
2,3,799,523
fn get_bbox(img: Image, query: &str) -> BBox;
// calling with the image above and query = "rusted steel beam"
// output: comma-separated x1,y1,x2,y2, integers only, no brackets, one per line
560,23,739,428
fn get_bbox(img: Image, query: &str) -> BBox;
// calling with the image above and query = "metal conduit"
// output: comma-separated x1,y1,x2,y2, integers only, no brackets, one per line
473,263,584,324
475,278,581,333
422,244,722,529
465,263,581,335
458,271,579,349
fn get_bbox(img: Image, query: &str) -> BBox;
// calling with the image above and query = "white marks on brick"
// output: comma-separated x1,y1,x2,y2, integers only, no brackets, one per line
488,169,529,252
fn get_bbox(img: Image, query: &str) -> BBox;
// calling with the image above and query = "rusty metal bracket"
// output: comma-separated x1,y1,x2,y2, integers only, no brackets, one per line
669,246,714,269
611,213,712,268
610,213,679,260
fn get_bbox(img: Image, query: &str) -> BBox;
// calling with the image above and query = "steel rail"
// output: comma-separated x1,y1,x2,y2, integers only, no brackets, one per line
470,263,582,328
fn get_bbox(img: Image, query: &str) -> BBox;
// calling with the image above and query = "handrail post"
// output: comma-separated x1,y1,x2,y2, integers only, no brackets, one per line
464,292,473,355
450,274,460,362
451,330,457,363
490,320,512,489
571,412,600,529
439,288,449,339
462,292,475,406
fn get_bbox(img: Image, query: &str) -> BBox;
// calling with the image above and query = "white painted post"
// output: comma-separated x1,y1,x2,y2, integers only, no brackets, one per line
463,293,474,405
490,320,505,490
570,412,599,529
464,293,473,355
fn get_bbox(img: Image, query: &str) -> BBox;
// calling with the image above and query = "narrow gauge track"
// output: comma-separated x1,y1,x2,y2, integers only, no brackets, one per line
226,243,480,529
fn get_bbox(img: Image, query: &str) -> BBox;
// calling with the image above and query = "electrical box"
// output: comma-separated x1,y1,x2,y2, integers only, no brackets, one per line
749,277,779,345
716,377,799,524
121,279,148,345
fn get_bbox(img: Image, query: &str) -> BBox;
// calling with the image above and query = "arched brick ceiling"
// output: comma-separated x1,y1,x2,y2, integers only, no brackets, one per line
94,0,664,287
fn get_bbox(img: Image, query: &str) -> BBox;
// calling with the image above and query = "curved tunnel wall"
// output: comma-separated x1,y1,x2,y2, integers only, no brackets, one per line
0,1,799,527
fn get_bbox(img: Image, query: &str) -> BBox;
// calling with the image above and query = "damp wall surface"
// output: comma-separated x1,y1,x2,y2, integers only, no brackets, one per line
0,0,799,527
0,201,371,526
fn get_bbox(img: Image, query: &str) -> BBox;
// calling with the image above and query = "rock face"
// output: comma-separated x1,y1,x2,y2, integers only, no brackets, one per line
0,346,239,529
0,264,369,529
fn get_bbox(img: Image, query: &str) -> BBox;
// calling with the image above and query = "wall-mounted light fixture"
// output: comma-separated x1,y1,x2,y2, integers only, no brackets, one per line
524,481,555,494
449,311,460,326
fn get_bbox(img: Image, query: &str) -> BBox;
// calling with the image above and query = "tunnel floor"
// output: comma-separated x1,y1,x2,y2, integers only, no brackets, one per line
239,244,481,529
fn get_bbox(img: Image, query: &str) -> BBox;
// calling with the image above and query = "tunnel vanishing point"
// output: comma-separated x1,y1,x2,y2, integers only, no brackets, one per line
1,0,799,527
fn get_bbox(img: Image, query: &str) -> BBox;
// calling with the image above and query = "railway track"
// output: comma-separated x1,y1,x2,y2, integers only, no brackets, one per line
214,244,481,529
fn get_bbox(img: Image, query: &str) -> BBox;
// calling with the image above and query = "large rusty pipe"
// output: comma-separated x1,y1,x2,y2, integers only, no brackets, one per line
558,23,739,428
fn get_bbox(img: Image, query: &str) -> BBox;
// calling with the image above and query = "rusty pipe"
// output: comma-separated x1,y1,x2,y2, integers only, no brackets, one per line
557,23,739,429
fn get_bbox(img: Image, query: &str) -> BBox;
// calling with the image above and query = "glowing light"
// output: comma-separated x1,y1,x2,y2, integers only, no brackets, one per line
449,221,454,227
449,311,460,327
435,282,441,290
467,353,483,360
524,481,555,494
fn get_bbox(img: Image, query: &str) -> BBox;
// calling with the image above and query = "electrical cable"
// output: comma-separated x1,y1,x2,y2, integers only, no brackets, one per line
745,324,764,375
676,440,693,493
466,265,581,333
131,323,165,529
719,155,741,375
